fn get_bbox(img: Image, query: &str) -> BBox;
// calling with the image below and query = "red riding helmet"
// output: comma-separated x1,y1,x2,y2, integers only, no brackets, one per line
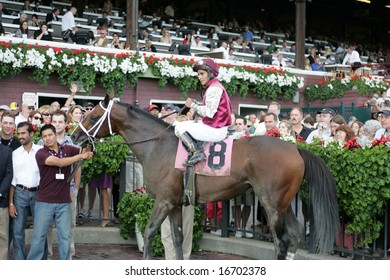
192,58,219,77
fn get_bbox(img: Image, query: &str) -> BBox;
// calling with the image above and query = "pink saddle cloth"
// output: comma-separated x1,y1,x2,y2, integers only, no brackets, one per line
174,137,233,176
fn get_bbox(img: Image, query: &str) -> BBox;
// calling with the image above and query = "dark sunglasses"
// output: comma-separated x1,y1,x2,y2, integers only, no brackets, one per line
42,113,51,116
28,106,35,110
85,107,93,111
33,116,42,120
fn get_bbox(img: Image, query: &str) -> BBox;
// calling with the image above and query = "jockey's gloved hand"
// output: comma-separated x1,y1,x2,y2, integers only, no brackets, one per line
184,97,194,108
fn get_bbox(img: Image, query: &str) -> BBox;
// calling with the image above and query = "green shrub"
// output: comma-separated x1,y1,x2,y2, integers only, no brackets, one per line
297,140,390,245
117,189,203,257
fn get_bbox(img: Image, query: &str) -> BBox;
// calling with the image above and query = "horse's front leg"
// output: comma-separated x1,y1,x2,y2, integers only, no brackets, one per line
169,206,184,260
143,200,172,259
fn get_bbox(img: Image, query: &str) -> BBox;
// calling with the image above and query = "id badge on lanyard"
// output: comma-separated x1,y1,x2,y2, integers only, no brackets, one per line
50,147,65,180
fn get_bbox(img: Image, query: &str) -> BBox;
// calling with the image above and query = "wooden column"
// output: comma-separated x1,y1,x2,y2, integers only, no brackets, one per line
295,0,306,69
125,0,139,50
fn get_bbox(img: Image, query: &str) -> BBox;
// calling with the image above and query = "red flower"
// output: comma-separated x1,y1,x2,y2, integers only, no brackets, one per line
32,124,38,132
266,128,281,138
133,186,147,194
239,132,251,139
296,136,305,143
371,135,390,148
344,137,361,150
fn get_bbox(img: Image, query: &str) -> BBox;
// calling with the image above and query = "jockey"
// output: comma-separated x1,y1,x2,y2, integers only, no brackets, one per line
174,58,232,166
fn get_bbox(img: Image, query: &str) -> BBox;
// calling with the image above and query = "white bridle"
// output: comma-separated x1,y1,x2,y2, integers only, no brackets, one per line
77,99,115,140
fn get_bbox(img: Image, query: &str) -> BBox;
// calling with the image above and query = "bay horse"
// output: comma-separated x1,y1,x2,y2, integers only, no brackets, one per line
71,94,339,260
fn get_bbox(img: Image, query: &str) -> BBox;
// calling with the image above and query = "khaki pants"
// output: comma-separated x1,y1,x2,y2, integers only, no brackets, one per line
161,205,194,260
0,207,9,260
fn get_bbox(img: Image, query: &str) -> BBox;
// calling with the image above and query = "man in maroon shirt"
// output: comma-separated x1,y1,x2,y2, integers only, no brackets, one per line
27,124,94,260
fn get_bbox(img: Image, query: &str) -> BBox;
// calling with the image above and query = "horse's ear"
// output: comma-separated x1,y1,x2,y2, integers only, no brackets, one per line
103,91,115,107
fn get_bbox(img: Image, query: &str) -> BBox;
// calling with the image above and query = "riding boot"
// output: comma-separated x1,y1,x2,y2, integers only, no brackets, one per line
180,132,206,166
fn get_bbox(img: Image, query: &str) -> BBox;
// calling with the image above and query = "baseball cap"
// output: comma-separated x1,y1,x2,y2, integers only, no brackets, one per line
378,107,390,116
10,102,19,110
147,104,159,112
0,105,10,110
321,108,335,116
83,102,95,108
164,103,177,111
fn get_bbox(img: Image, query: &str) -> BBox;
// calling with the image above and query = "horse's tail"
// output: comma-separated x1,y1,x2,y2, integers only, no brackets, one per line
298,147,339,253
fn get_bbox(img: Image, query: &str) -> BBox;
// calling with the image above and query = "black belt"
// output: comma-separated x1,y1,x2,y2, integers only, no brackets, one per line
16,184,39,192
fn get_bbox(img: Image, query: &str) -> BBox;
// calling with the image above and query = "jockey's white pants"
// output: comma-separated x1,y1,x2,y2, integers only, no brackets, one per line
174,120,228,142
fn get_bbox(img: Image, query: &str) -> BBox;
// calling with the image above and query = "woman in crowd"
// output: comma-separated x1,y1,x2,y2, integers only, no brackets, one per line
183,33,192,44
334,124,355,145
67,105,83,124
14,20,30,39
37,105,52,124
160,29,172,44
304,58,312,71
28,14,40,27
86,30,96,46
28,110,42,125
357,119,382,147
110,33,124,49
278,120,293,137
90,173,113,227
279,120,296,143
330,115,347,137
350,120,364,137
34,22,53,41
141,39,157,52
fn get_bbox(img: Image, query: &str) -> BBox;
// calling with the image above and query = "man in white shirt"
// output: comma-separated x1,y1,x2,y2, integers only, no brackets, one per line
61,7,77,32
214,41,229,60
306,108,334,144
342,46,361,66
191,36,203,48
15,103,30,126
254,101,281,135
8,122,42,260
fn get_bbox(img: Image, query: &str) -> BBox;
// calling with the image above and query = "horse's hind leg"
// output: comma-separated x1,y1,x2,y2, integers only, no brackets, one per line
143,200,172,259
284,206,304,259
264,205,290,260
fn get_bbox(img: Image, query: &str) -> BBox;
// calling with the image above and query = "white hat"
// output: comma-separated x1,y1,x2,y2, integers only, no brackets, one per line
0,105,10,110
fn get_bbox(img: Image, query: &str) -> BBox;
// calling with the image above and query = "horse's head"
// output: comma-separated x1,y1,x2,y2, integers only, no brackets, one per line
71,93,118,146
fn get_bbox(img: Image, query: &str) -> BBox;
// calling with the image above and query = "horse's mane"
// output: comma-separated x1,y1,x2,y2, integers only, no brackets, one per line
116,101,172,129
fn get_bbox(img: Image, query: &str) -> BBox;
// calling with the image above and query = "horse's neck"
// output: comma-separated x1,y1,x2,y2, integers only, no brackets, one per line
120,120,173,165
